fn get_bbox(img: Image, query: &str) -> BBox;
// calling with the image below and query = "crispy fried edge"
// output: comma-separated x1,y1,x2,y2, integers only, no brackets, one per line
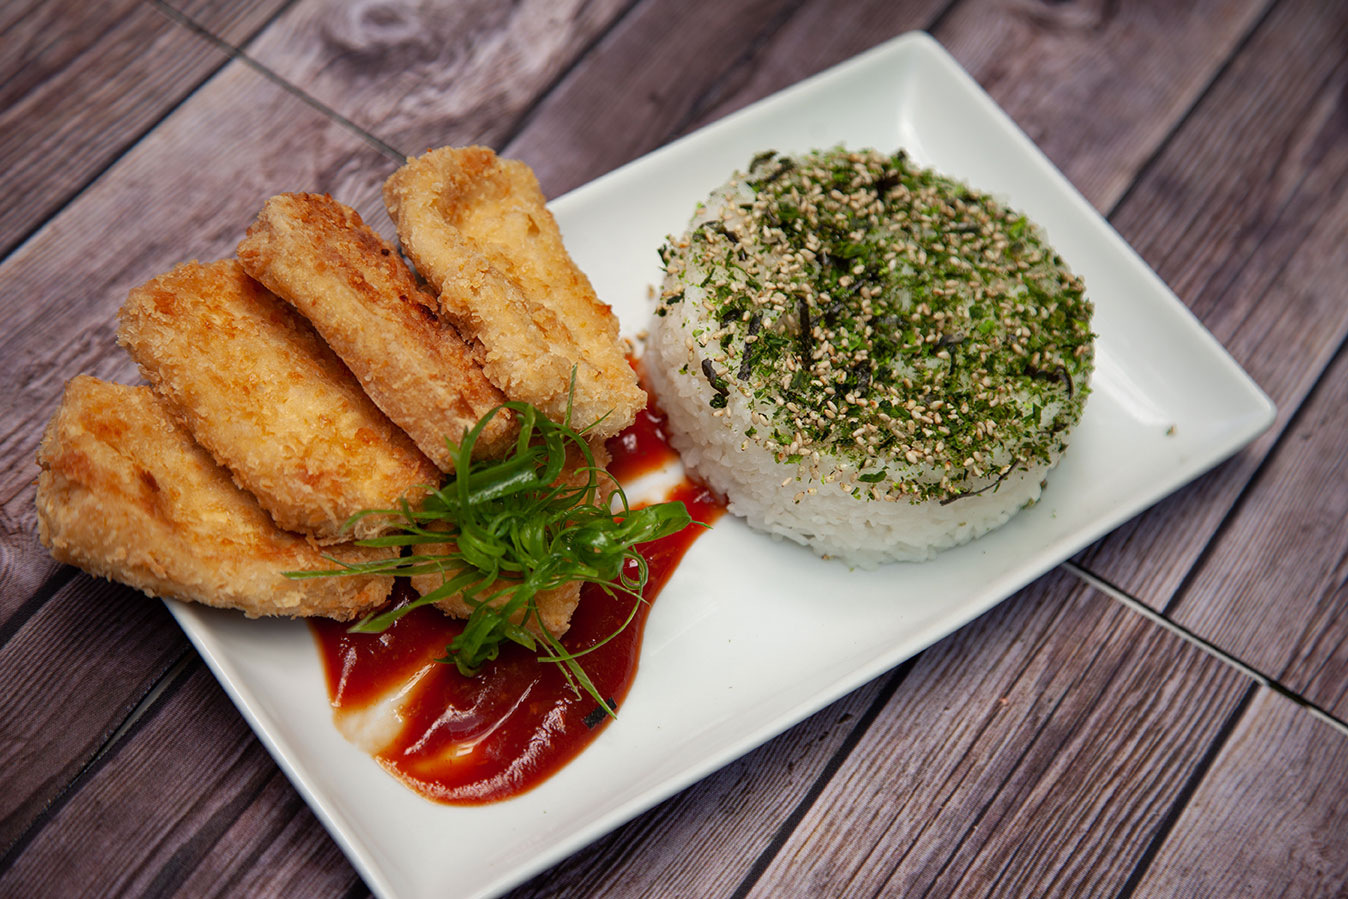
35,376,393,620
117,259,440,543
383,146,644,437
237,192,515,470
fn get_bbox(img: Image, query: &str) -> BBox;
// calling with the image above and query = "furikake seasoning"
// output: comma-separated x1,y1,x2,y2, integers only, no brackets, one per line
657,147,1095,503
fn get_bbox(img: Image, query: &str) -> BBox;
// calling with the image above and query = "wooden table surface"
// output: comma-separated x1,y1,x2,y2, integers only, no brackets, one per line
3,1,1347,896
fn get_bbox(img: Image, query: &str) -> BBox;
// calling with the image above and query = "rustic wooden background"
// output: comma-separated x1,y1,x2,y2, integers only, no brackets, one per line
2,0,1347,895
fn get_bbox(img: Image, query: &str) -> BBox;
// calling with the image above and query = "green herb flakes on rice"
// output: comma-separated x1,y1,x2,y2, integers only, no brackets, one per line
644,147,1095,565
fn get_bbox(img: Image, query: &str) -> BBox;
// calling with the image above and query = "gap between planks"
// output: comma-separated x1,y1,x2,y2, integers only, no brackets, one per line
148,0,405,161
152,0,650,167
1100,0,1281,223
1155,324,1348,622
493,0,649,152
93,649,196,765
0,5,239,264
35,0,1337,883
646,0,813,143
0,646,194,871
1111,676,1259,899
727,660,913,899
1061,560,1348,739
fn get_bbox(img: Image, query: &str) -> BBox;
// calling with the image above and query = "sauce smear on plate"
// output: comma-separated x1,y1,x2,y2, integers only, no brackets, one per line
311,405,721,803
606,401,681,480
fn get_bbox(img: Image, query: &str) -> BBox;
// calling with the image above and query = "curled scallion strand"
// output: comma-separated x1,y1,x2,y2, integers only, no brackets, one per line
287,398,695,716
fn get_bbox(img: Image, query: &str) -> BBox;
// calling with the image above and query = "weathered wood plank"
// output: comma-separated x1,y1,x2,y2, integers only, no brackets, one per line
0,1,1339,897
0,0,237,259
738,572,1252,898
1074,0,1348,608
0,576,184,853
238,0,630,158
507,0,1267,210
0,663,366,897
158,0,292,44
1132,689,1348,897
1170,336,1348,719
0,59,397,626
503,0,950,198
0,58,394,864
505,676,891,898
931,0,1269,213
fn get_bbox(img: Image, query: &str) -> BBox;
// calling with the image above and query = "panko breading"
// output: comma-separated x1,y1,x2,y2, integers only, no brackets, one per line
237,193,513,470
35,377,393,620
117,260,439,543
383,146,644,438
409,440,613,638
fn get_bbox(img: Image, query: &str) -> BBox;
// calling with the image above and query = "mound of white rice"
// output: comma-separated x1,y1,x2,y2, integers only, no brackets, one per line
645,148,1094,566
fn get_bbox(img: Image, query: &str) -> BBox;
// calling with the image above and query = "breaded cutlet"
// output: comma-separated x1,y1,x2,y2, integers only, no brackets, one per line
383,146,645,438
237,193,515,471
117,259,439,543
35,377,393,620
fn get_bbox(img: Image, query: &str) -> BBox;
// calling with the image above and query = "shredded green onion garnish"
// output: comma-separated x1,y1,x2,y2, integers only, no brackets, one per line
287,397,694,717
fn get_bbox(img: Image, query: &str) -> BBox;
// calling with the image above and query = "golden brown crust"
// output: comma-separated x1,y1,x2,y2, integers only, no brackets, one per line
117,259,439,542
35,377,393,620
383,146,644,438
237,193,514,470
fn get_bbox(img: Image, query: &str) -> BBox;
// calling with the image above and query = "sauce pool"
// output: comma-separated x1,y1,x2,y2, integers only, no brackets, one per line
606,402,681,481
310,401,721,804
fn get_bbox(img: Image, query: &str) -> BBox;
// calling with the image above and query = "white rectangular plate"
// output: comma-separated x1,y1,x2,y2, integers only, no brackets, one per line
171,31,1275,899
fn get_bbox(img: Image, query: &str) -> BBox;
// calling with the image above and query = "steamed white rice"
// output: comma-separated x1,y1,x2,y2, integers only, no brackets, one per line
644,336,1054,565
645,148,1094,566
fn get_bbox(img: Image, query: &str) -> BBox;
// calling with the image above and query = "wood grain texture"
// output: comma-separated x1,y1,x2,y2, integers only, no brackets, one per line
0,59,394,868
508,0,1268,213
1133,689,1348,898
1171,338,1348,718
2,0,1345,895
239,0,630,158
505,677,890,898
0,664,366,897
0,576,184,853
506,0,951,198
0,59,398,622
739,571,1253,898
158,0,293,43
932,0,1269,213
0,0,234,258
1074,0,1348,608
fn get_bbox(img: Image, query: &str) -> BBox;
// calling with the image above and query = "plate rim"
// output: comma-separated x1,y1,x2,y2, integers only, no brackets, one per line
169,29,1275,899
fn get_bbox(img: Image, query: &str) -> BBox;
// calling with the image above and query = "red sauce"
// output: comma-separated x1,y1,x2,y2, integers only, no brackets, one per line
606,400,680,480
310,405,722,804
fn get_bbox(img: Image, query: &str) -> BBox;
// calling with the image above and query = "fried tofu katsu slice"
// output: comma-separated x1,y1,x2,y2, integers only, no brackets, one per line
409,440,613,638
383,146,644,438
35,377,393,620
237,193,513,471
117,260,439,543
